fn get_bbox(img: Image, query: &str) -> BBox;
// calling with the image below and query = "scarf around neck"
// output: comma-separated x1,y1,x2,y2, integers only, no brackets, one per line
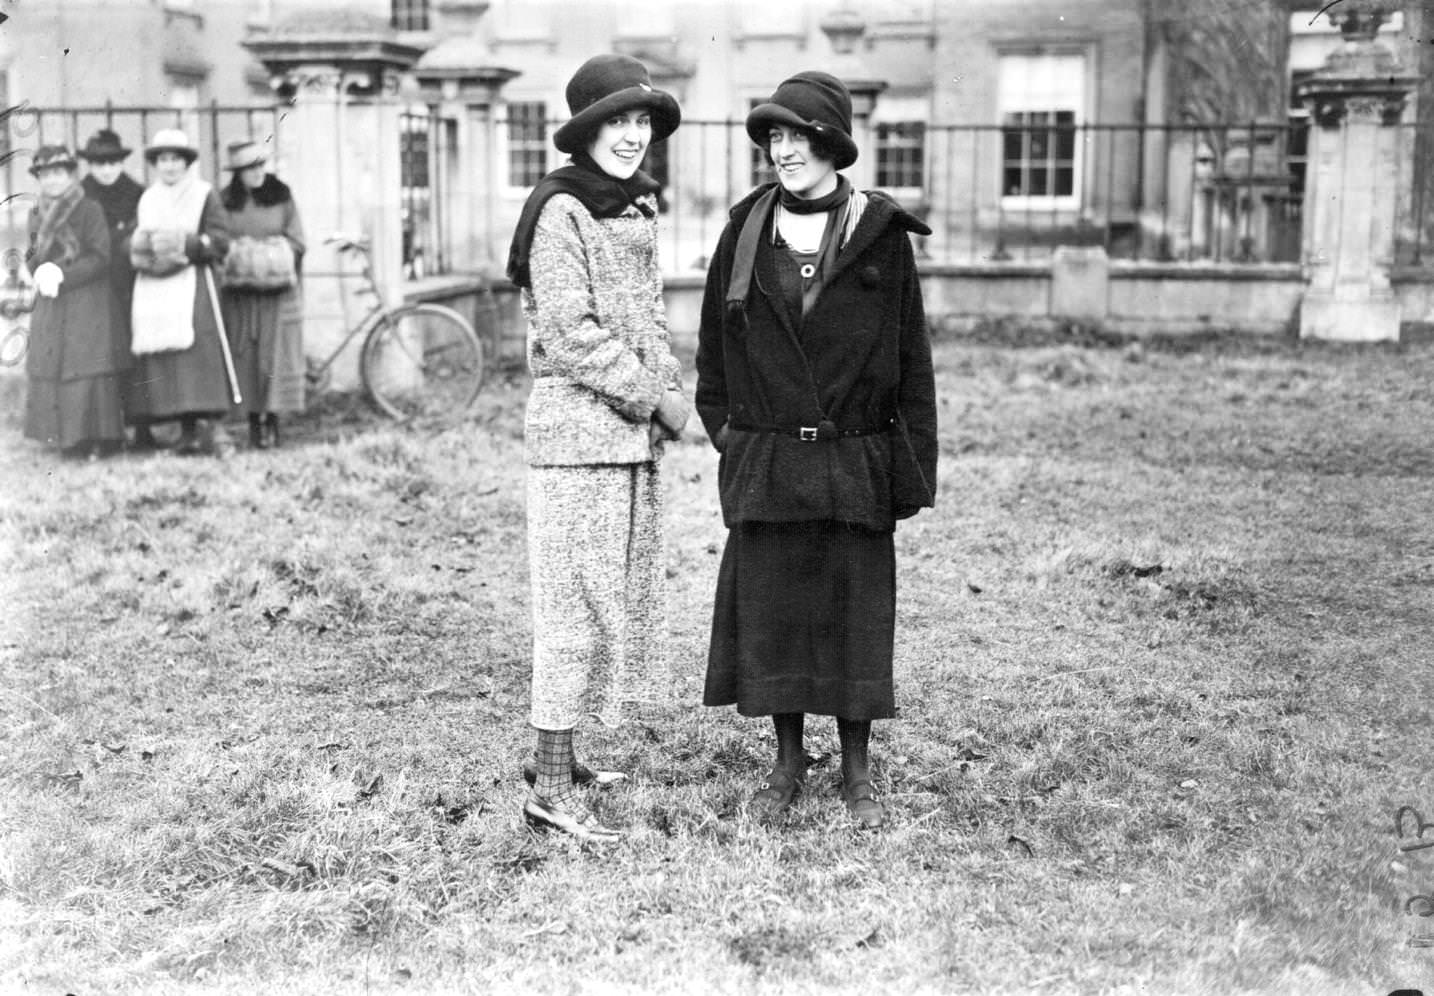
31,179,86,264
725,177,867,324
82,172,144,229
506,152,661,289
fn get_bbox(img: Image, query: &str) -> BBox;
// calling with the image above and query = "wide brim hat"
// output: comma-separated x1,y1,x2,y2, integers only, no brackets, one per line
144,128,199,164
553,53,681,156
78,129,132,162
746,71,858,170
225,140,267,171
29,145,79,176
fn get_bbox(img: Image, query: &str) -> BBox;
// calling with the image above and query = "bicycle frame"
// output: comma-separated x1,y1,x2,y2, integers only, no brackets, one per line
304,239,387,388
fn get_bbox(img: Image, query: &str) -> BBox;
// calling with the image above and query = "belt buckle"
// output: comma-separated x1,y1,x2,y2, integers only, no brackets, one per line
798,426,818,442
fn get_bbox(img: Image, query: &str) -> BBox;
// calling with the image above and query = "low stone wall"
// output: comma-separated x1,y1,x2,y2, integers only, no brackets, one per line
480,255,1434,358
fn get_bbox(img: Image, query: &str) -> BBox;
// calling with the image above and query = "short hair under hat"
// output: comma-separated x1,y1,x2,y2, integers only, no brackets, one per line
552,53,681,156
144,128,199,165
746,71,858,170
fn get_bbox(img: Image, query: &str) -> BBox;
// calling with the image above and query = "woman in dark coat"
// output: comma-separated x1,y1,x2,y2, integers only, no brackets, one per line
78,129,147,446
220,139,305,450
23,144,126,458
128,129,235,456
695,72,938,829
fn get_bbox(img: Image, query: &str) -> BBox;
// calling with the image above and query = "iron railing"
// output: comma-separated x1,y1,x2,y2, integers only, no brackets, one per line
2,101,285,254
495,116,1430,274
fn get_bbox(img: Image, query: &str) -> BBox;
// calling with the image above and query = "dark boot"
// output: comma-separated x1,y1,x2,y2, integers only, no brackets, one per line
248,414,267,449
265,413,280,449
175,417,201,455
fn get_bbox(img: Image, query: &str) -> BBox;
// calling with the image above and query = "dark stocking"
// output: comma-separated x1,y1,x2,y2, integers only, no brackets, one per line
837,718,872,785
772,712,805,778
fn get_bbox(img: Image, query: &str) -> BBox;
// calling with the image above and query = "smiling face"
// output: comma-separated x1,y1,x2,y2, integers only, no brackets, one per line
154,151,190,185
768,125,838,200
586,108,651,180
239,163,266,190
36,164,74,199
87,159,125,186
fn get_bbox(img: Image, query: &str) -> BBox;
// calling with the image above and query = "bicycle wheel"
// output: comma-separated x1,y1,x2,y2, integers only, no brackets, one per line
360,303,485,420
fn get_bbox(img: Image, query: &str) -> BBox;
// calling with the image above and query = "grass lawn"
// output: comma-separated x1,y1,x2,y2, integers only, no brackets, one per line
1,333,1432,995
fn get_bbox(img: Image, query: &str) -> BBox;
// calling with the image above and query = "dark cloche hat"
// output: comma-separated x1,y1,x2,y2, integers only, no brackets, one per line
553,53,681,155
746,71,858,170
78,129,133,162
29,145,78,176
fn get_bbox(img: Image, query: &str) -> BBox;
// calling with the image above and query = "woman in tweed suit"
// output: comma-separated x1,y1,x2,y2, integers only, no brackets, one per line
506,54,689,841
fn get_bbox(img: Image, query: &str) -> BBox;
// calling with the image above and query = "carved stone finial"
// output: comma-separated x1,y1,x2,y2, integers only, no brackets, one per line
820,6,866,55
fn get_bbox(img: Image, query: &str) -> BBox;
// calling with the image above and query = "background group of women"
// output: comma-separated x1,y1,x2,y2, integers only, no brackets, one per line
511,55,939,840
21,127,305,460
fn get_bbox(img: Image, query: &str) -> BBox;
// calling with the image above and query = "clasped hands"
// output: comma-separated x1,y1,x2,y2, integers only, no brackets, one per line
648,388,691,446
33,262,63,299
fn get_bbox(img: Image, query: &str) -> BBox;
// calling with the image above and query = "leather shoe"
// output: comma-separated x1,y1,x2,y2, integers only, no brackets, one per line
749,768,803,820
841,778,885,830
522,794,621,841
522,757,627,788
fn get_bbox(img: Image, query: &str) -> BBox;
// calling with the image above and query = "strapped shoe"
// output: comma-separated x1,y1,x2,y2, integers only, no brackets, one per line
749,768,804,820
522,793,622,842
841,778,885,830
522,757,627,788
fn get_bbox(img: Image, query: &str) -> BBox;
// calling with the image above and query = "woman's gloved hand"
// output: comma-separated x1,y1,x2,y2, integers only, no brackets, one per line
32,262,63,298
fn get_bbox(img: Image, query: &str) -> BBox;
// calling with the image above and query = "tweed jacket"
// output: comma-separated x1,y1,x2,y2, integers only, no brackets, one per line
522,191,683,466
695,184,938,530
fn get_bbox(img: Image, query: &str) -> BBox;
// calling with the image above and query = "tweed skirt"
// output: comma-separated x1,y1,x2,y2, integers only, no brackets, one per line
527,462,666,730
704,520,897,720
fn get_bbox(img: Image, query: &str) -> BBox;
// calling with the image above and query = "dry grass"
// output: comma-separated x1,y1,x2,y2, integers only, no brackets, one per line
1,334,1432,995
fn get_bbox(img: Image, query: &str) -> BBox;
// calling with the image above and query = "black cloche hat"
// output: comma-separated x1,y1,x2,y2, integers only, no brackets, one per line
552,54,681,155
746,71,858,170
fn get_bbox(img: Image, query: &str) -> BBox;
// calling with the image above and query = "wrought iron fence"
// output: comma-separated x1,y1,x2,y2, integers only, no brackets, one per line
2,101,285,252
400,108,457,279
494,115,1430,274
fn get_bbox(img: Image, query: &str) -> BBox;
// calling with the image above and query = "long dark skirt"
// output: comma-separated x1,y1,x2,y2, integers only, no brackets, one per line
24,373,126,451
224,288,305,415
704,520,897,720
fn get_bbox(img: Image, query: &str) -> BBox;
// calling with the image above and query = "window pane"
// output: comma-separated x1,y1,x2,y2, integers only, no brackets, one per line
1054,167,1074,196
507,102,547,187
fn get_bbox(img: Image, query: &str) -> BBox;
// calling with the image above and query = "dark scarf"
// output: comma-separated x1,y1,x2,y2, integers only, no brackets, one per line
223,173,293,212
726,176,852,324
30,179,86,264
505,152,660,289
82,172,143,229
778,175,850,215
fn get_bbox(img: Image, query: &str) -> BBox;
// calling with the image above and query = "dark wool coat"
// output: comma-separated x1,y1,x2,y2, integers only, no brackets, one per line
25,194,115,382
82,172,143,364
695,184,938,530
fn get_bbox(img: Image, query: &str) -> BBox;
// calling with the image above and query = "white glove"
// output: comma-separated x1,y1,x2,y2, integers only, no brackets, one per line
33,262,63,298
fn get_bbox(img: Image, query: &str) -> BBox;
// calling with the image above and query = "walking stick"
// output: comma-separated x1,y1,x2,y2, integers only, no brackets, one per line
202,264,243,406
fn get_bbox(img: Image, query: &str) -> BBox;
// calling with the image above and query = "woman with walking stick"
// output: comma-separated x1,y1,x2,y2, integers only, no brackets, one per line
128,128,238,457
507,54,688,841
695,72,938,829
